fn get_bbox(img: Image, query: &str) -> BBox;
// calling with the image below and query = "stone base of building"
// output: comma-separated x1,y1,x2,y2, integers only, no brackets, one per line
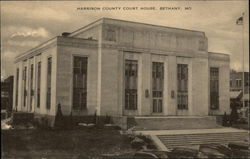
11,112,224,130
126,116,222,130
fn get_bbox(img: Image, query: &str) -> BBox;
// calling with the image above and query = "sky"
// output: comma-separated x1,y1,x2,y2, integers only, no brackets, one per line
1,1,249,80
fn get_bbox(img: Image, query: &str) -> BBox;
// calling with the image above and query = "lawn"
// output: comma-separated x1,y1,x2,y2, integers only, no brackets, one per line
2,128,135,159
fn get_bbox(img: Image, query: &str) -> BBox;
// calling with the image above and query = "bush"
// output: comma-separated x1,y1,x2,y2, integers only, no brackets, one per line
54,103,64,129
105,114,111,124
131,137,145,149
230,106,239,124
136,134,152,145
222,112,231,126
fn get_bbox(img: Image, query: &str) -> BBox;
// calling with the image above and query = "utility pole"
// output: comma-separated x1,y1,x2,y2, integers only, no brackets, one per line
236,12,245,117
241,12,245,118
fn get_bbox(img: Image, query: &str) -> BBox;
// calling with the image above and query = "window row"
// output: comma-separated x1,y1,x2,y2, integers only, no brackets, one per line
15,57,52,110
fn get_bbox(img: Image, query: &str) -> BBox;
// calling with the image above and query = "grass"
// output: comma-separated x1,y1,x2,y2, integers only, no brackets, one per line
2,128,135,159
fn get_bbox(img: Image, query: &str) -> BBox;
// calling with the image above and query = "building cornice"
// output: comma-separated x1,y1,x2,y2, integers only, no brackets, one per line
208,52,230,62
57,36,98,48
15,38,57,63
103,18,205,37
15,36,98,63
102,43,208,58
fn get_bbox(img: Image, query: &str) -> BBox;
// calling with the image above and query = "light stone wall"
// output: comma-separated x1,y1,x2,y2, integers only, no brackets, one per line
140,53,152,115
208,53,230,115
192,57,209,116
99,48,121,116
166,56,178,115
102,21,207,55
13,62,23,112
13,19,230,119
56,39,98,116
13,46,57,116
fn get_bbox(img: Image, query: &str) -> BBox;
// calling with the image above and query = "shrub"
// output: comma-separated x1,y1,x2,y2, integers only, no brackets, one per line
230,105,239,124
222,112,230,126
105,114,111,124
93,110,97,124
54,103,64,129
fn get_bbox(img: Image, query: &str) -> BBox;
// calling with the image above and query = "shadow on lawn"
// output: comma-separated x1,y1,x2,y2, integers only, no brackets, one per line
2,128,134,159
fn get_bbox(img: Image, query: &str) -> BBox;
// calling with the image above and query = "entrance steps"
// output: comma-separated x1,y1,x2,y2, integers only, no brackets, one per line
128,116,221,130
135,128,249,150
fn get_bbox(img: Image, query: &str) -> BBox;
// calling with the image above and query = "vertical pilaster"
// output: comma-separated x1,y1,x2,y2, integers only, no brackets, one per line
117,50,124,116
167,56,177,115
96,25,103,116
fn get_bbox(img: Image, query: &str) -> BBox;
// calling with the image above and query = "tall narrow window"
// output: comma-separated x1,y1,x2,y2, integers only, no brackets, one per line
37,62,41,108
73,56,88,110
15,68,19,108
46,57,52,109
236,79,242,87
125,60,138,110
177,64,188,109
23,66,27,107
210,67,219,109
230,79,233,87
152,62,164,113
30,64,34,111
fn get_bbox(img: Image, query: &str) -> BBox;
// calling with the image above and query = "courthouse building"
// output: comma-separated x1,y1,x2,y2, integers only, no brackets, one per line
13,18,230,126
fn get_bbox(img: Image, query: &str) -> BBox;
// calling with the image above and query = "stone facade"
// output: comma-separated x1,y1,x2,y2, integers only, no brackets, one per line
13,18,230,125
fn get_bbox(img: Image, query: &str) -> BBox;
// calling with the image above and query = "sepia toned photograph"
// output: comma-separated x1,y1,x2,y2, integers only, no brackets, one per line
1,0,249,158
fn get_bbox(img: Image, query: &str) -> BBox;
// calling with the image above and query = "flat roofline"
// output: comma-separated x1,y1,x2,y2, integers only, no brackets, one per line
69,17,205,37
102,17,205,35
15,36,57,60
69,18,104,36
16,17,207,61
15,36,98,62
208,52,229,56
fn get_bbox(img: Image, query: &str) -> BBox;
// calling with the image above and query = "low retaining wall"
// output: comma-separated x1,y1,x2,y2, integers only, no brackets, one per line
130,116,221,130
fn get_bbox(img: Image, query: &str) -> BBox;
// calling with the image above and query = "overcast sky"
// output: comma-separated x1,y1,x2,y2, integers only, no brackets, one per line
1,1,249,80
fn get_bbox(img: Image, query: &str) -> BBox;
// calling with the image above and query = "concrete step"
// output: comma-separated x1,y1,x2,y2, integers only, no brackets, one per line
129,116,221,130
134,128,249,150
158,133,247,147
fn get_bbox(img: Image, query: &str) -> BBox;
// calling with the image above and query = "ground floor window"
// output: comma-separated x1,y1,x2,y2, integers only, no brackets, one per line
152,62,164,113
23,66,27,107
210,67,219,109
46,57,52,109
72,56,88,110
125,60,138,110
30,64,34,111
15,68,19,108
177,64,188,109
37,62,41,108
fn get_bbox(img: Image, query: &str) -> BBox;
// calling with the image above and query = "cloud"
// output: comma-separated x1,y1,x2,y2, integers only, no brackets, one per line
2,4,71,22
10,27,50,38
1,25,51,40
7,40,40,47
231,61,242,71
2,50,19,59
